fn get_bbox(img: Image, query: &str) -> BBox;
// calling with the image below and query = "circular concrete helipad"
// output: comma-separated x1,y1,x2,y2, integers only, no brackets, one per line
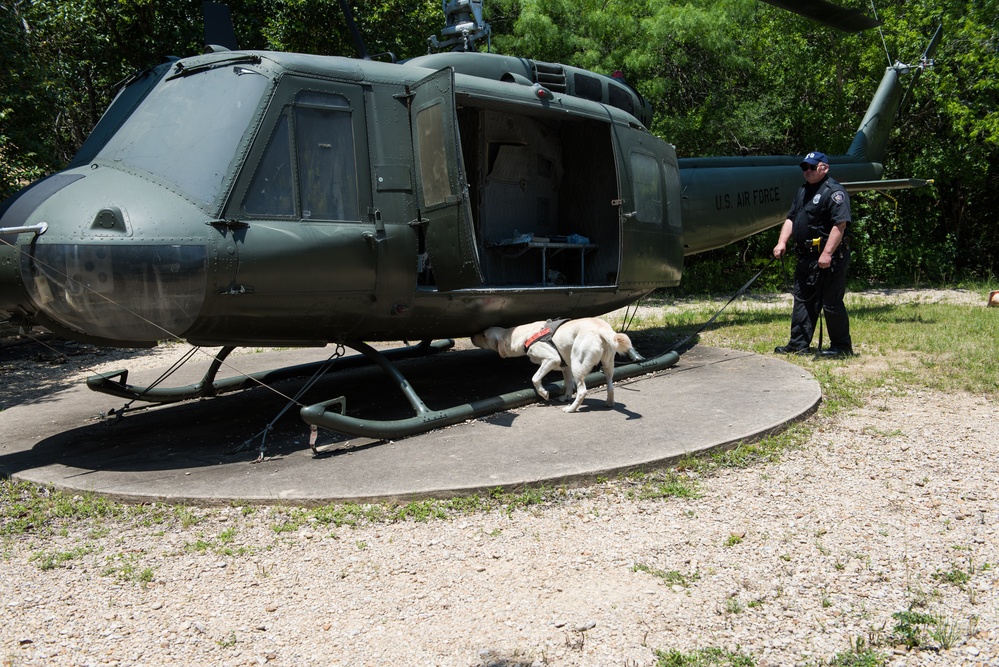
0,345,820,504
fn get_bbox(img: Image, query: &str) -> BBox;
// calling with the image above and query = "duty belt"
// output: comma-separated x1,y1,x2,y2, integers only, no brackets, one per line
796,237,848,257
796,237,824,255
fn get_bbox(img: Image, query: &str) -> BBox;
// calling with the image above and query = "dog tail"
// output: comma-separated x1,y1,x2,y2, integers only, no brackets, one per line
613,333,644,361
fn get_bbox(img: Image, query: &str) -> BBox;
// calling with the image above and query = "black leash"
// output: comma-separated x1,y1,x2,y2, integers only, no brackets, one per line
814,267,826,360
669,256,778,353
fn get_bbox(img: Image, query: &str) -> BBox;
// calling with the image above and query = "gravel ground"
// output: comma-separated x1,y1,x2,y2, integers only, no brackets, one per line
1,289,997,667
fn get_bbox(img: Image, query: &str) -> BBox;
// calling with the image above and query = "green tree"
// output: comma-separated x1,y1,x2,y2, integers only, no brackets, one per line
1,0,57,197
260,0,440,59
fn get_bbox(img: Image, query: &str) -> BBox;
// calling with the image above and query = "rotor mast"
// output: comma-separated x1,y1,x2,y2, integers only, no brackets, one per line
429,0,492,52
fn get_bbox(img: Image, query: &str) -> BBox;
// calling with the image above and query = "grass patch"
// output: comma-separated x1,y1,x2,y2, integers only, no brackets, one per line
625,289,999,399
626,470,701,500
653,646,755,666
890,609,938,649
30,545,93,571
102,552,155,586
932,564,971,587
827,650,886,667
0,480,133,536
701,295,998,396
632,563,701,587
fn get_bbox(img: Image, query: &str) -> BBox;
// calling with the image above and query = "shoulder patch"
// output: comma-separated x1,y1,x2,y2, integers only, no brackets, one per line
832,191,845,204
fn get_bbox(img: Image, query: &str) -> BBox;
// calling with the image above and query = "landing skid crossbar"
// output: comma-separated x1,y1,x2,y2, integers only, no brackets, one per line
86,340,455,405
299,348,681,440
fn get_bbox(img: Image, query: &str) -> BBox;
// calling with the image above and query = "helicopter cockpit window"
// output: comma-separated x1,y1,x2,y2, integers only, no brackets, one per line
94,64,268,205
244,115,294,216
294,92,359,221
630,151,662,226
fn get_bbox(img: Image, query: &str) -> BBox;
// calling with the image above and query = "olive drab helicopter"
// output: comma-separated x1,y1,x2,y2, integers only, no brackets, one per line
0,0,939,441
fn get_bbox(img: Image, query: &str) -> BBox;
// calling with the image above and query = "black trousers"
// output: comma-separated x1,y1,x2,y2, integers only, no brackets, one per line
787,249,852,351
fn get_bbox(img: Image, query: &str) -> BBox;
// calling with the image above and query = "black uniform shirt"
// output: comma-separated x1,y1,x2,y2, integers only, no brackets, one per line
787,176,851,248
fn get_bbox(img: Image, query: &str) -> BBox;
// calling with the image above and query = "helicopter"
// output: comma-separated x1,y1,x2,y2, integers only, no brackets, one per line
0,0,939,441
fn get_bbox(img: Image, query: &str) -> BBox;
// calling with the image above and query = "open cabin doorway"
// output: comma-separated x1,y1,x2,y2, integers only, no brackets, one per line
456,106,621,289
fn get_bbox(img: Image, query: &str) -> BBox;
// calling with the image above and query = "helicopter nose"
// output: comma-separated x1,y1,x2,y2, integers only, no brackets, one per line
0,169,211,346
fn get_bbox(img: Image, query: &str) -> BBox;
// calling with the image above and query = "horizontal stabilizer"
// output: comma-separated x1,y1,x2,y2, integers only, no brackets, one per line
841,178,932,194
761,0,881,32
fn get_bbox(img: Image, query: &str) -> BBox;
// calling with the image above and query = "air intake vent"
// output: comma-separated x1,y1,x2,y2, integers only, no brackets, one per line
532,61,567,93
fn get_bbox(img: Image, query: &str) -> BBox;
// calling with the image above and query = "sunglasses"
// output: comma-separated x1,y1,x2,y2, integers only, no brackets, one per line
800,163,820,172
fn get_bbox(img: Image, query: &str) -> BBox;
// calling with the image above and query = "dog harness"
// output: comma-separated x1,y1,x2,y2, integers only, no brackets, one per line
524,318,570,366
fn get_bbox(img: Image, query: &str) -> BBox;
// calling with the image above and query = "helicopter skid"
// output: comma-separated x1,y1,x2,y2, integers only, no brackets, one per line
86,340,455,406
299,347,681,441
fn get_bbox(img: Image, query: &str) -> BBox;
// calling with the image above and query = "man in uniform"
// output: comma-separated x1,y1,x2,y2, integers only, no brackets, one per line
772,151,854,357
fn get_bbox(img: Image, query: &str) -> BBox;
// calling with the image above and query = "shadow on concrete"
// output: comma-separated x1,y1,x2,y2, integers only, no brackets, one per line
0,346,545,477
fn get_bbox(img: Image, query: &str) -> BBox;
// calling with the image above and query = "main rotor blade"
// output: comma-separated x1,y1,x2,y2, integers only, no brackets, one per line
337,0,371,60
203,1,239,51
761,0,882,32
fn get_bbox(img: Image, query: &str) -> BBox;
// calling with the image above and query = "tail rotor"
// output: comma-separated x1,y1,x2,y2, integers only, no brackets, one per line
898,23,943,117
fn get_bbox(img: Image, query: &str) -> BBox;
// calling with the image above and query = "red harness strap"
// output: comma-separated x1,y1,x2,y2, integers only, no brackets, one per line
524,318,570,366
524,326,553,349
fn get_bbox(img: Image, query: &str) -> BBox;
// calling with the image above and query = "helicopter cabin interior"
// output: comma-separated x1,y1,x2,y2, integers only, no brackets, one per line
454,106,619,288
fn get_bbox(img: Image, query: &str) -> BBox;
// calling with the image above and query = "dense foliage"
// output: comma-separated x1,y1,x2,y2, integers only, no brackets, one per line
1,0,996,286
491,0,999,288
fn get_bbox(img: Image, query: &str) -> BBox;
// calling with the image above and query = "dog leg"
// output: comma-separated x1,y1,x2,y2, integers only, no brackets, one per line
529,353,562,401
563,373,587,412
603,359,615,407
558,366,574,402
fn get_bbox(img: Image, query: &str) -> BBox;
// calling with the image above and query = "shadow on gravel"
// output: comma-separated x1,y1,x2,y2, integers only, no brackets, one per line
0,336,162,411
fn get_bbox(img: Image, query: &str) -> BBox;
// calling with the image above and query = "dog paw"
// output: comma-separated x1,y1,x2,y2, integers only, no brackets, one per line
537,389,550,401
562,405,577,413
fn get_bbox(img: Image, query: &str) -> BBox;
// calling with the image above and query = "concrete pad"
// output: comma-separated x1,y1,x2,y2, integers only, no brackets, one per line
0,346,819,504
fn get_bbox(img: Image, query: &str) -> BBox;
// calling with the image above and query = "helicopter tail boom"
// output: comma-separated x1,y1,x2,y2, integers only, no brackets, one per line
846,24,942,164
845,65,904,164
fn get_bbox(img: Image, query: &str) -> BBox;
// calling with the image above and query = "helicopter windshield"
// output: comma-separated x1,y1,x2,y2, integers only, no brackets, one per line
94,64,269,205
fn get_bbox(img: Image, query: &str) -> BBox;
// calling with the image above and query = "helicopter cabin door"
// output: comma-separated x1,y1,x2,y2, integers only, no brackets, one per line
611,122,683,288
409,68,482,290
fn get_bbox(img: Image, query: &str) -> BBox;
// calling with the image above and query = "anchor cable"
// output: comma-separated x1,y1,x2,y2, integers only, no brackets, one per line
238,345,346,460
107,346,202,419
618,300,641,334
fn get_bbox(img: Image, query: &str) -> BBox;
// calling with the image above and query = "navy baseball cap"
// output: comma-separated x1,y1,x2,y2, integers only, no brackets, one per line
800,151,829,167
